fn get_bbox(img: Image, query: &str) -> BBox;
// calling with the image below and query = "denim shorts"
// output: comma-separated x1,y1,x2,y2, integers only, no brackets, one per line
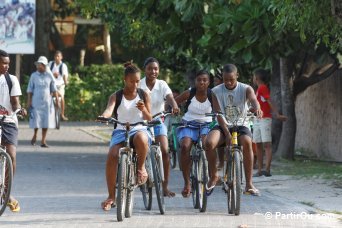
109,127,152,148
177,121,210,143
1,122,18,146
152,122,168,137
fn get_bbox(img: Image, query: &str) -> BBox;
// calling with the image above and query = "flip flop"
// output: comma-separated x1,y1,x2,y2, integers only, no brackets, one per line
137,169,148,186
181,187,191,198
101,199,115,211
7,200,20,212
41,144,49,148
205,183,215,196
244,188,261,196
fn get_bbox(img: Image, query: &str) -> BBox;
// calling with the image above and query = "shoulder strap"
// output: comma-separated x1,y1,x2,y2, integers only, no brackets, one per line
207,88,213,110
184,87,196,113
113,89,123,129
50,61,55,71
4,72,12,95
59,62,63,75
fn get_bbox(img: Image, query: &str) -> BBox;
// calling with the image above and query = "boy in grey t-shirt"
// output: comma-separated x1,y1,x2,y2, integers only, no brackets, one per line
205,64,262,196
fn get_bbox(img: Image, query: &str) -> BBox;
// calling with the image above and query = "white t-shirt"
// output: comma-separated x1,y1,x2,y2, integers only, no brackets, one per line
0,74,22,124
139,77,172,116
183,96,212,123
48,61,68,86
116,94,145,130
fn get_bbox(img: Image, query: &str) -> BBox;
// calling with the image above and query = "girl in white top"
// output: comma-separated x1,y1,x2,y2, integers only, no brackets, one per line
175,70,212,198
98,61,152,211
139,57,179,197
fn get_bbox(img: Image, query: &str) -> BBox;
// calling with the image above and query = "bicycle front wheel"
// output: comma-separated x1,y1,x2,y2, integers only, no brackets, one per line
117,153,128,222
198,150,208,212
0,150,13,216
191,159,199,209
151,148,165,214
125,160,135,218
227,149,241,216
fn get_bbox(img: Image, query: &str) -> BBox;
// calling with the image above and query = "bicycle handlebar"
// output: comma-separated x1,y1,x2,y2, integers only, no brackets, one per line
96,116,161,127
152,111,173,119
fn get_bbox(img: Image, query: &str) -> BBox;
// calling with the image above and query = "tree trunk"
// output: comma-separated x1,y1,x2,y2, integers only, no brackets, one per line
277,57,296,160
270,59,283,155
103,25,112,64
35,0,51,57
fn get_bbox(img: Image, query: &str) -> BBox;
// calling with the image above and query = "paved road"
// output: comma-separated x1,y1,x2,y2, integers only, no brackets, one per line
1,122,340,227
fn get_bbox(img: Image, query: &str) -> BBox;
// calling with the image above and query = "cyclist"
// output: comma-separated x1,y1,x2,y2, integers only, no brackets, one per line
0,49,26,212
252,69,287,177
139,57,179,197
175,70,213,198
205,64,262,196
99,61,152,211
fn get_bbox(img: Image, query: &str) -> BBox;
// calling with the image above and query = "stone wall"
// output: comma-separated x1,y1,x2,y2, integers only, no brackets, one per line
295,70,342,161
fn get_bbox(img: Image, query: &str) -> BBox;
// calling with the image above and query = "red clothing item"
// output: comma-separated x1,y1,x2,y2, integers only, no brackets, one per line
256,84,272,118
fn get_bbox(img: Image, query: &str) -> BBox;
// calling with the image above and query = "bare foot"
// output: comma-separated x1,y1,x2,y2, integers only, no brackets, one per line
163,188,176,197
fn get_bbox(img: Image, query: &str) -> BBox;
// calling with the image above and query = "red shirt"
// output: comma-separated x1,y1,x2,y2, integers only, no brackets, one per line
256,84,272,118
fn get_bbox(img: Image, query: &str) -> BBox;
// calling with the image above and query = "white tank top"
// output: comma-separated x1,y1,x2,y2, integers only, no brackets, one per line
183,96,212,122
116,94,144,130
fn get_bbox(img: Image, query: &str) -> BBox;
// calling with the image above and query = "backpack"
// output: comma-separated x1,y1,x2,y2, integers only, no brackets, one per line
113,88,146,129
4,72,12,95
184,87,213,113
50,61,64,76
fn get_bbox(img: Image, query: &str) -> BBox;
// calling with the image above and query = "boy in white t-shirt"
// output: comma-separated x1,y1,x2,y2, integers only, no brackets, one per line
0,49,26,212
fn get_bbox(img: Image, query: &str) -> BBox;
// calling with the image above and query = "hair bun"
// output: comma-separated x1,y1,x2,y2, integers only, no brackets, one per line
123,60,134,68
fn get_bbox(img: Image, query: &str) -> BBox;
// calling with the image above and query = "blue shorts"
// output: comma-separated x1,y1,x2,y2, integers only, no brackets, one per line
1,122,18,146
177,121,210,143
152,122,167,137
109,127,152,148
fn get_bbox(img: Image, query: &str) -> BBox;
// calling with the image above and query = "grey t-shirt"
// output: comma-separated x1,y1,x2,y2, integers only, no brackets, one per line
212,82,249,127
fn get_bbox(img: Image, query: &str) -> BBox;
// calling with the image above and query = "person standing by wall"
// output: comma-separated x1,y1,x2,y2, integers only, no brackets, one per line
48,50,69,120
252,69,287,177
27,56,58,148
0,49,26,212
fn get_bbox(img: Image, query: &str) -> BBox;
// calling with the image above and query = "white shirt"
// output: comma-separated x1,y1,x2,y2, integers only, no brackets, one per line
183,96,212,122
116,94,145,130
48,61,68,86
0,74,22,124
139,77,172,116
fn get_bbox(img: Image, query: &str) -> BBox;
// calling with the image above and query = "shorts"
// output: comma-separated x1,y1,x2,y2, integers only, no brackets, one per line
1,122,18,146
152,121,167,137
57,84,65,97
177,121,210,143
253,118,272,143
210,125,252,147
109,127,152,148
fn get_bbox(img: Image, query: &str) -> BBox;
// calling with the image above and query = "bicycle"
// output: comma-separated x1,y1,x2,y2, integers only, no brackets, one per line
96,116,160,222
0,109,22,216
164,114,181,169
177,121,209,212
140,111,171,214
206,108,250,216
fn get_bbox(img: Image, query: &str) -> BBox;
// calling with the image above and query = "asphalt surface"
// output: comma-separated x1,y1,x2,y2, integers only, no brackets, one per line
0,121,340,227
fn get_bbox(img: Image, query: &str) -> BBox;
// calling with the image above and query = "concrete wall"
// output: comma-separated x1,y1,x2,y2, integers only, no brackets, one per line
295,70,342,162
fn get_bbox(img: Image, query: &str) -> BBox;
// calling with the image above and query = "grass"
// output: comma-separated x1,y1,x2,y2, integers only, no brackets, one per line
92,129,111,141
272,157,342,181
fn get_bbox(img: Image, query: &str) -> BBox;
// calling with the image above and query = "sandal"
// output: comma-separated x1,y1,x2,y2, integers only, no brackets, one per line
137,169,148,186
7,199,20,212
101,199,115,211
244,188,261,196
181,187,191,198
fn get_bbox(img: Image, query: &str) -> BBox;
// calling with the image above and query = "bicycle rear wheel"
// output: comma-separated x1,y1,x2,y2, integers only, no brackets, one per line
140,183,152,210
0,150,13,216
117,153,128,222
151,149,165,214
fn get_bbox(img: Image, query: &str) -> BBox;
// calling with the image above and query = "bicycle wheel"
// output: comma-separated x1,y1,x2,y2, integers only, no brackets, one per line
169,141,177,169
150,148,165,214
227,150,241,215
117,153,128,222
0,150,13,216
191,158,199,209
140,183,152,210
125,161,135,218
198,150,208,212
54,99,61,130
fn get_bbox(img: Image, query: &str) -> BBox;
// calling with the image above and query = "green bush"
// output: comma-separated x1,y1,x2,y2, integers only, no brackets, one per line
65,64,187,120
